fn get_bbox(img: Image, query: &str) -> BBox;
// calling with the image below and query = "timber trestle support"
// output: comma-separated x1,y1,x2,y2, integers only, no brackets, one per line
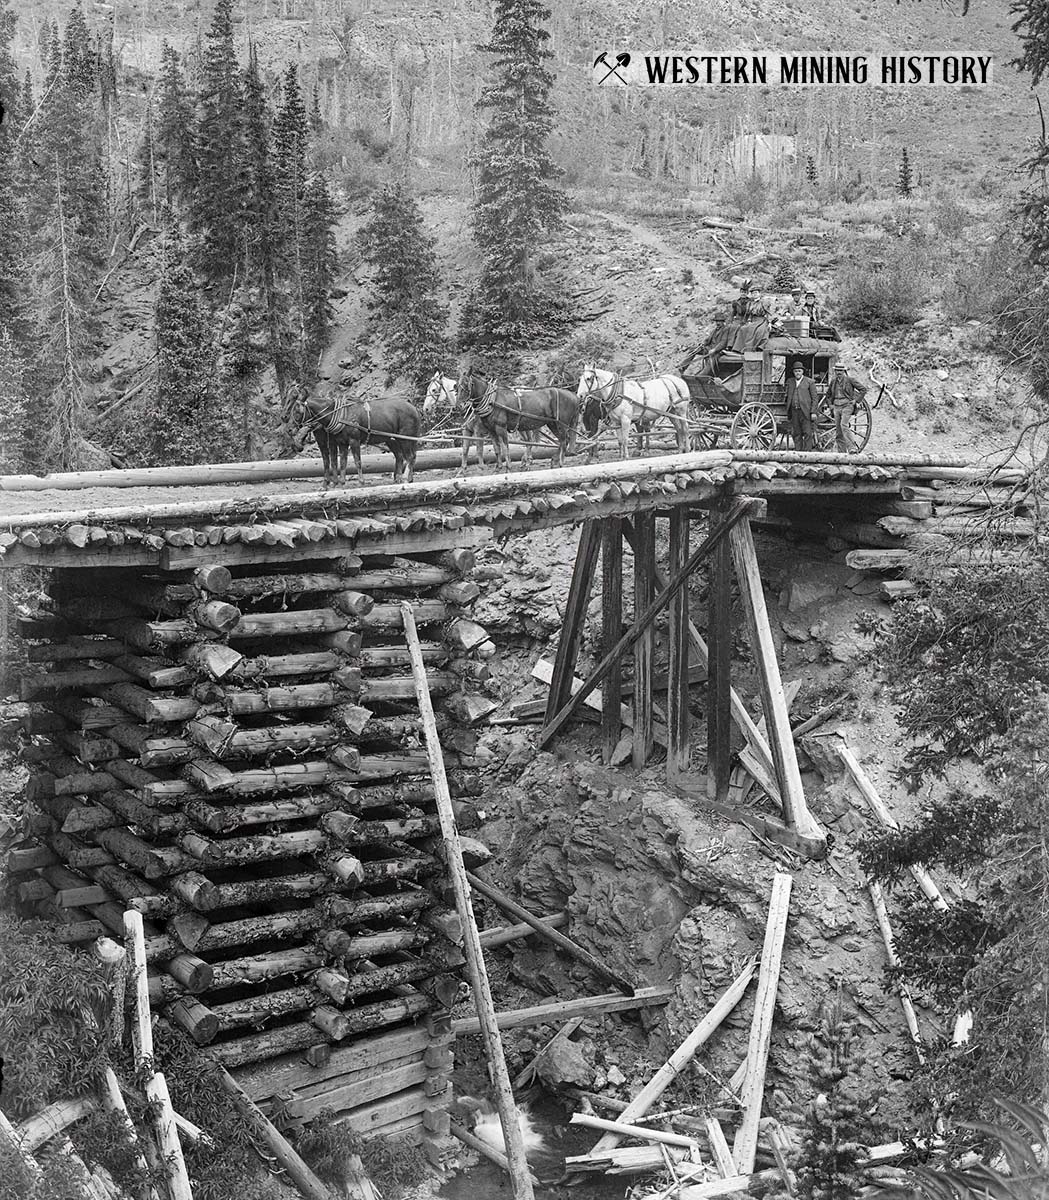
539,498,828,859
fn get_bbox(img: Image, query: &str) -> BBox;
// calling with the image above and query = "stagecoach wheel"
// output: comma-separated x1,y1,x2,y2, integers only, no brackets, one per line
730,403,777,451
691,426,720,450
813,398,873,454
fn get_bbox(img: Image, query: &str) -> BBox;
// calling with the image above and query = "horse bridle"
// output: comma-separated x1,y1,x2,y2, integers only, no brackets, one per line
582,367,624,416
301,397,366,435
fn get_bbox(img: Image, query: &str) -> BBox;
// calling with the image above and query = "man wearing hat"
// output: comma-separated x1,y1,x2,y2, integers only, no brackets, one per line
785,360,819,451
680,312,730,374
802,291,823,325
826,361,867,451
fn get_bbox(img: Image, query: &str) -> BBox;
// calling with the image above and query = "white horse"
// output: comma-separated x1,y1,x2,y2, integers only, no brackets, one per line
423,371,489,474
577,363,691,459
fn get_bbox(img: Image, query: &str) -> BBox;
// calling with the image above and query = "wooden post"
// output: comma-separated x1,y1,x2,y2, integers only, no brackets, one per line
401,602,536,1200
123,910,193,1200
540,499,756,750
544,520,601,727
667,509,691,784
632,512,656,768
601,520,624,763
729,520,826,857
707,507,733,804
732,872,792,1175
623,520,780,800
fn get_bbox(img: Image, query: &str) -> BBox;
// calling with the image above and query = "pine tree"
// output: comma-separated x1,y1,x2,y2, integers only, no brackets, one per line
272,63,309,247
0,325,27,472
32,159,91,471
62,5,94,99
155,44,196,207
897,146,913,197
241,44,290,395
190,0,247,285
135,99,159,223
790,994,876,1200
805,153,818,184
465,0,566,347
43,20,61,97
358,183,446,398
773,260,800,292
300,174,338,364
0,0,26,336
152,225,229,464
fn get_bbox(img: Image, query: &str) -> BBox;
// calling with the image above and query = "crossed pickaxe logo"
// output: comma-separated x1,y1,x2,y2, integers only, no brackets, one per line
594,52,631,84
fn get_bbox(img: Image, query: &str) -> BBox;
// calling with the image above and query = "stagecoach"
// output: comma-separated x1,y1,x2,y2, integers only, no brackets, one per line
682,336,874,452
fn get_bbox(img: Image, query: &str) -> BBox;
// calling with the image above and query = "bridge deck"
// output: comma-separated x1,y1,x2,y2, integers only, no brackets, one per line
0,449,1019,572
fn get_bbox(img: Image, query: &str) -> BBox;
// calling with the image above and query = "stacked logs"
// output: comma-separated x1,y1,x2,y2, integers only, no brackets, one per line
8,544,497,1147
749,465,1034,586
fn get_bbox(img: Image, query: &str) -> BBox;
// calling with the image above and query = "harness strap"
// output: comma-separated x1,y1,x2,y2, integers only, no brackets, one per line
471,380,498,420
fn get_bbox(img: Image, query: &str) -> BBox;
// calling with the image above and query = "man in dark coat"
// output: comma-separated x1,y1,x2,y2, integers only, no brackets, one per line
826,361,867,451
785,360,819,451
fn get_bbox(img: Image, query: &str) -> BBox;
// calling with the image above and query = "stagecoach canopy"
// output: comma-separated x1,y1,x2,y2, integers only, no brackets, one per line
763,336,843,357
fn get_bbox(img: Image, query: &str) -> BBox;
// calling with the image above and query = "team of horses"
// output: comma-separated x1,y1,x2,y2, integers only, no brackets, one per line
293,363,693,487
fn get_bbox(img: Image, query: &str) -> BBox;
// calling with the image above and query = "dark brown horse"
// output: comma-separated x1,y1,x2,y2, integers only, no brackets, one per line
295,392,421,486
456,370,578,472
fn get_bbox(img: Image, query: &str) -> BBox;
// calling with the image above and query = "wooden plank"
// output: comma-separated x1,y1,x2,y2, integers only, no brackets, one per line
231,1027,434,1103
569,1112,700,1151
632,512,656,768
583,961,755,1156
540,499,756,749
732,872,792,1174
837,742,949,911
452,987,672,1035
667,508,691,783
544,520,601,726
601,519,623,763
868,880,925,1063
401,601,535,1200
729,519,825,857
707,508,733,804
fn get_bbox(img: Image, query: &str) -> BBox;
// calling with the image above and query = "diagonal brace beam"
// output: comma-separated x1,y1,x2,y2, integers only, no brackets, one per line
539,499,759,749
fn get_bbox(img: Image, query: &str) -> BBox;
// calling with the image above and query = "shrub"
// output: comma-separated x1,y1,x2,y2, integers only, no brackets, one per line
0,915,110,1118
724,170,769,218
543,327,619,386
837,259,924,330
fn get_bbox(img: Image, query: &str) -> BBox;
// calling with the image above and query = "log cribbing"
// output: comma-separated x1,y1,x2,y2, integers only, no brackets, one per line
401,600,535,1200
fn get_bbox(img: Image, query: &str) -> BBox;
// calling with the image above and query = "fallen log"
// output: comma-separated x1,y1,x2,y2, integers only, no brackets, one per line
15,1098,98,1153
452,986,672,1035
467,872,636,995
569,1112,701,1152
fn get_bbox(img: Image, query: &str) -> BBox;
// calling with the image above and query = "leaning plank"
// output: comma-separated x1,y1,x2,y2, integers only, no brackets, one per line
729,520,825,857
584,960,756,1156
100,1069,158,1200
451,987,672,1035
466,872,635,995
15,1098,98,1153
216,1066,342,1200
124,909,193,1200
570,1113,701,1151
836,742,948,910
868,880,926,1062
449,1119,541,1189
732,872,792,1175
402,600,535,1200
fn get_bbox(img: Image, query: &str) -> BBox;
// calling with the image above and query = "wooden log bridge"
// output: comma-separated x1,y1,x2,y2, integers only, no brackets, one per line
0,445,1028,1153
